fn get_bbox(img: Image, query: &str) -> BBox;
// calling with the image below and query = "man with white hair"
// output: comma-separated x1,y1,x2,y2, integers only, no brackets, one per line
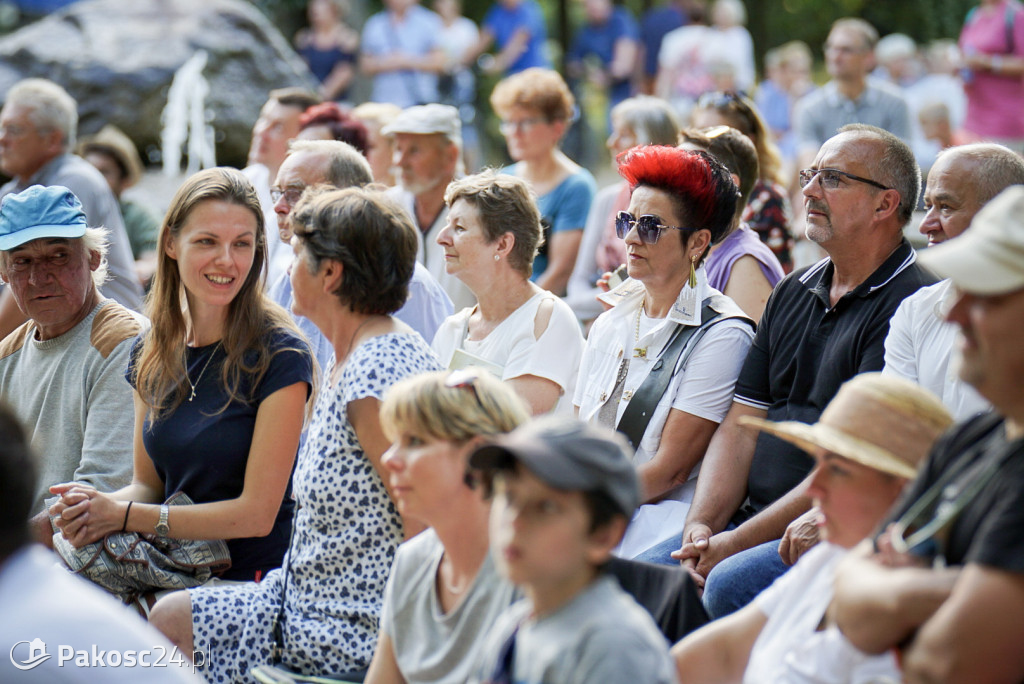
0,185,144,525
0,78,142,337
833,185,1024,684
384,103,475,310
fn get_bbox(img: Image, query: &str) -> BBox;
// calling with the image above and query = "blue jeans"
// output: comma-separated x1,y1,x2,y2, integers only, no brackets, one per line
633,535,683,566
702,539,790,620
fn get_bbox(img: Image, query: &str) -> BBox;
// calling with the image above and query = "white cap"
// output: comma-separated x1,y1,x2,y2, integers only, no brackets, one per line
381,104,461,140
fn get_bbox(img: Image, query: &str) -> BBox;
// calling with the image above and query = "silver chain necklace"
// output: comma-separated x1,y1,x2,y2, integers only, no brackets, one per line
187,342,221,402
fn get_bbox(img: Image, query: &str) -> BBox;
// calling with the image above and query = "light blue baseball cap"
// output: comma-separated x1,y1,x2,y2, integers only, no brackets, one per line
0,185,88,251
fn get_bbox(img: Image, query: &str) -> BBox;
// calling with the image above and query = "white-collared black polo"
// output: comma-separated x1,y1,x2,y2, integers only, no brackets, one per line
732,239,939,519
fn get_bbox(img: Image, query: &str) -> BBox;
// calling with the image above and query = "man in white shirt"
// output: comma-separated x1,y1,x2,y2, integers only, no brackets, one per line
883,143,1024,420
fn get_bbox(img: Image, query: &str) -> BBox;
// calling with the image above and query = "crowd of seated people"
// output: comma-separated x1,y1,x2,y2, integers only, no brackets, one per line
4,3,1024,682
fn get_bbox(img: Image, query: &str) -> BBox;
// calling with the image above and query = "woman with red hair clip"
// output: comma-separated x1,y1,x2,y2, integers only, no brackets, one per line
296,102,369,156
574,145,755,565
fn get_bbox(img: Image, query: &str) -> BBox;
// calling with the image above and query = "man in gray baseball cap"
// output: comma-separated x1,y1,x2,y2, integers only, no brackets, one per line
831,185,1024,683
0,184,144,534
470,416,640,518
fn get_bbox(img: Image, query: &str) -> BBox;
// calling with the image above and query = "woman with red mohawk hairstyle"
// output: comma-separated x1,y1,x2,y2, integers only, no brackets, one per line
574,145,755,565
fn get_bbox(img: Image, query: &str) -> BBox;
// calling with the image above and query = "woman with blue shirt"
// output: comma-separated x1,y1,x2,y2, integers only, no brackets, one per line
490,68,597,296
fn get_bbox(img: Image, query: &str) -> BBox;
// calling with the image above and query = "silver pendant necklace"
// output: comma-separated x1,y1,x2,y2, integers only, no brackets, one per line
187,342,221,402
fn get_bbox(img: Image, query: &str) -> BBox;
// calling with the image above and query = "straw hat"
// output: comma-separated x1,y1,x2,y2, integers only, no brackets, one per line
77,125,144,187
739,373,953,479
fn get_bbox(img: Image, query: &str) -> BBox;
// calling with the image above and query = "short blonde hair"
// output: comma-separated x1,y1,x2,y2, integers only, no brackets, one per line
380,370,529,444
490,68,575,122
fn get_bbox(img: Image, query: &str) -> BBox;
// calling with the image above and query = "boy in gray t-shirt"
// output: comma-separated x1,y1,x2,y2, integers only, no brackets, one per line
468,417,677,684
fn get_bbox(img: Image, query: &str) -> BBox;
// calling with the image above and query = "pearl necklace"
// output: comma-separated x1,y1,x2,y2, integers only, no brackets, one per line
187,342,220,402
633,304,648,359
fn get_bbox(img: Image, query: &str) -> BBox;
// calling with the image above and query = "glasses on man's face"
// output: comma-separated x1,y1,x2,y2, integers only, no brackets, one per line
824,42,868,56
798,168,891,192
615,211,692,245
270,185,306,205
498,117,547,135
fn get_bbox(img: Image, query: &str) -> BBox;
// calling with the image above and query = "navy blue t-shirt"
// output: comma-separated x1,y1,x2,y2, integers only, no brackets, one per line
128,329,313,580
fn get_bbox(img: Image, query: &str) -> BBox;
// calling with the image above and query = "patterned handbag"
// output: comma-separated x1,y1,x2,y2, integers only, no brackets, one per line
49,491,231,602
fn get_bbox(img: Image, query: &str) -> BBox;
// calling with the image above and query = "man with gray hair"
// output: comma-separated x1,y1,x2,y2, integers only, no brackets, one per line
0,185,145,527
0,78,143,338
793,18,913,171
677,124,936,618
384,103,475,310
269,139,451,371
884,143,1024,419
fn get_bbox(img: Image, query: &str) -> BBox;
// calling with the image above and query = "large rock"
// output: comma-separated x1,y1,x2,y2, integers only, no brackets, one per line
0,0,318,167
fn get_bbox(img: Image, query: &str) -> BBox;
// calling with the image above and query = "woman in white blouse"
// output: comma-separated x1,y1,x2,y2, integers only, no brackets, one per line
574,145,754,563
431,170,584,415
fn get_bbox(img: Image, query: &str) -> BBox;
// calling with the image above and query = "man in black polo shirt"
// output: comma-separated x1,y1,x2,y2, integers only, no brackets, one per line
676,124,937,618
831,186,1024,684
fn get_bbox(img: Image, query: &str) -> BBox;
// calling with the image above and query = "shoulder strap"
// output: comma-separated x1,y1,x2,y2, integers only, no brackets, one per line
615,297,754,450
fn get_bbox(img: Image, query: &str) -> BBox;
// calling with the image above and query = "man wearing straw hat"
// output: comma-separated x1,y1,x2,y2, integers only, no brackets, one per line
832,185,1024,684
671,372,952,683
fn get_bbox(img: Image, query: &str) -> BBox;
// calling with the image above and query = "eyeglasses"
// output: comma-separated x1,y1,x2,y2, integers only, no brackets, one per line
824,42,868,55
270,185,306,205
798,168,891,192
498,117,547,135
615,211,693,245
445,369,485,409
8,251,71,273
695,91,756,126
696,90,750,110
0,123,45,139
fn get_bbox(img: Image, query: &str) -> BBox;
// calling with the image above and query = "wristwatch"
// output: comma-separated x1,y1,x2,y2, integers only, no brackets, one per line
155,505,170,537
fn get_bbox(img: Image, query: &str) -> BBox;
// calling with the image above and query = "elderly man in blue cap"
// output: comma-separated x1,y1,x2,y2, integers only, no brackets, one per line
0,185,145,537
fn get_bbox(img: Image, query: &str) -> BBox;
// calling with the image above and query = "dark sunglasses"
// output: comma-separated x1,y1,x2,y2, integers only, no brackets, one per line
615,211,693,245
696,90,750,109
798,168,891,191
